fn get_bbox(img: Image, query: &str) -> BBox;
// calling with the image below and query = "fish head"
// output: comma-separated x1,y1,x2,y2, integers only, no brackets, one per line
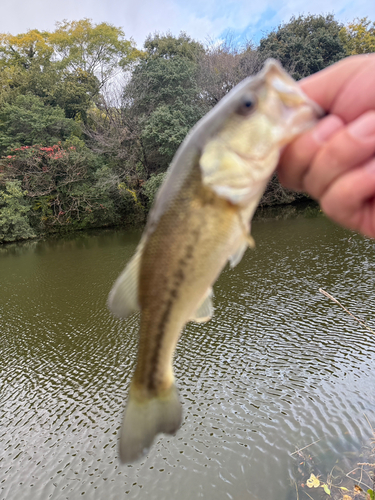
212,59,323,161
199,59,323,205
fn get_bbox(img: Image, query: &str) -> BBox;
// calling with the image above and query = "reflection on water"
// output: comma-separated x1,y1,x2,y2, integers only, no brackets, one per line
1,209,375,500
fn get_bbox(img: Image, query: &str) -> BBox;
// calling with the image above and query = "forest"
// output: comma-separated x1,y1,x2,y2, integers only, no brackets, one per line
0,14,374,243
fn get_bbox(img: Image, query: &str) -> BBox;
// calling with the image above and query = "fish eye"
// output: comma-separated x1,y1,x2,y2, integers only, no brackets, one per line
236,94,257,116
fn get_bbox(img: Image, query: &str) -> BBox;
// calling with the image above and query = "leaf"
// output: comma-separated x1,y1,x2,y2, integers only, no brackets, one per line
323,484,331,495
368,489,375,500
306,473,320,488
355,485,363,492
339,487,350,491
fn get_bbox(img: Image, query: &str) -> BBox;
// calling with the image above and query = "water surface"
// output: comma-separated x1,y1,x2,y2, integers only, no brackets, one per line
1,208,375,499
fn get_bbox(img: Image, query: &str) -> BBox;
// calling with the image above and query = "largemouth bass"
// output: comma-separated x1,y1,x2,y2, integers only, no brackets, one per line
108,59,323,463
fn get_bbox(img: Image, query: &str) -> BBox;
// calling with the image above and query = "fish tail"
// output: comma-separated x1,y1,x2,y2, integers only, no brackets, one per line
119,383,182,463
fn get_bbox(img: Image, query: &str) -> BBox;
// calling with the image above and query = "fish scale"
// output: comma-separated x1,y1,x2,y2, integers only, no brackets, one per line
136,163,242,391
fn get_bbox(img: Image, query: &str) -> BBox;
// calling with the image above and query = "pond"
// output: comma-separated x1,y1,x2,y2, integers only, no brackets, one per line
1,205,375,500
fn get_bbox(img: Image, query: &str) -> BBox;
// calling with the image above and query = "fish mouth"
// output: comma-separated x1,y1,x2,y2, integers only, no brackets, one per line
271,73,325,119
224,143,275,164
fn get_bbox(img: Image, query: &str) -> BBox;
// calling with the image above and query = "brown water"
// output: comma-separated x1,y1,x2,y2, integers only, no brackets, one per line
1,207,375,500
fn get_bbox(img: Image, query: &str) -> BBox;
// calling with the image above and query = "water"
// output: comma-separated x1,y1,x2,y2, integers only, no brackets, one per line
1,208,375,500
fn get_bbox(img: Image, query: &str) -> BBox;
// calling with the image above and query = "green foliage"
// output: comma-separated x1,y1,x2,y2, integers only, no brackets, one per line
0,94,77,153
125,35,206,173
144,32,204,61
1,142,110,232
47,69,100,121
130,54,202,113
49,19,143,86
339,17,375,55
0,29,53,70
258,14,346,79
0,181,36,242
0,15,370,241
142,172,167,208
142,101,204,170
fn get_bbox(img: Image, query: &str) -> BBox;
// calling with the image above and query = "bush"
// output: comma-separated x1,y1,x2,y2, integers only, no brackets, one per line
142,172,167,209
0,181,36,242
0,94,78,154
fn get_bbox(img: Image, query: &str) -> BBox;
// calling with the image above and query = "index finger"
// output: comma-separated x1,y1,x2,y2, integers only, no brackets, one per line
299,54,375,122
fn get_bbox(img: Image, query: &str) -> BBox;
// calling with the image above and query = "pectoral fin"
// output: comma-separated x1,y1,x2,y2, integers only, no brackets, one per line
190,289,213,323
107,241,144,318
229,241,248,268
229,234,255,268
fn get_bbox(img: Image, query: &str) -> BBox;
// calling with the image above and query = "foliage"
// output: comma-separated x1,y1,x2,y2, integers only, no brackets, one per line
0,29,52,70
125,34,207,172
0,181,35,242
141,172,167,209
49,19,143,87
0,15,372,242
339,17,375,55
47,69,100,121
258,14,346,79
0,94,77,154
129,52,202,114
0,20,140,126
144,32,204,61
2,142,88,197
196,38,262,106
141,100,204,170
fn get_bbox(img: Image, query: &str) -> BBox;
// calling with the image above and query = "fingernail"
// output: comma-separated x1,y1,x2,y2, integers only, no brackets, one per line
312,115,343,145
348,112,375,140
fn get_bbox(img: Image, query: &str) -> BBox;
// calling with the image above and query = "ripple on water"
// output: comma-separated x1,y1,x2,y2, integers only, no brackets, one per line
1,220,375,499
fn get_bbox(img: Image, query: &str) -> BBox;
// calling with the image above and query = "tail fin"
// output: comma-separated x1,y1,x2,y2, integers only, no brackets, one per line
119,384,182,463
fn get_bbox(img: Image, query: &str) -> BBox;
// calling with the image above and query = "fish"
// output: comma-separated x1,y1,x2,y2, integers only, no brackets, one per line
108,59,323,463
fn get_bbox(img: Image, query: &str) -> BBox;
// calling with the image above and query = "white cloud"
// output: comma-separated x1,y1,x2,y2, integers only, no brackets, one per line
0,0,374,47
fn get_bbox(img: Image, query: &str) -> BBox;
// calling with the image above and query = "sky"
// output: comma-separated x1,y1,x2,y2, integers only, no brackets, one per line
0,0,374,48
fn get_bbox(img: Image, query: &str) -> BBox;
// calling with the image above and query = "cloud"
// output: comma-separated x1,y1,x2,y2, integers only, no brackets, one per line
0,0,374,48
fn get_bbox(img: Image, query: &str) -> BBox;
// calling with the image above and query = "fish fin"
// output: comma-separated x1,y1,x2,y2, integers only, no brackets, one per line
119,384,182,463
190,288,213,323
107,241,144,318
229,233,255,268
246,234,256,249
229,241,248,268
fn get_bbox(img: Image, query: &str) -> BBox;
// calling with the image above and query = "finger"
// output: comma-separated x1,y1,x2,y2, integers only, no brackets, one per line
332,56,375,122
304,111,375,199
321,157,375,239
299,54,375,120
278,115,344,191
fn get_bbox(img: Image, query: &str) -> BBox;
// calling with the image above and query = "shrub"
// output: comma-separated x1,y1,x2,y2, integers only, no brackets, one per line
0,181,36,242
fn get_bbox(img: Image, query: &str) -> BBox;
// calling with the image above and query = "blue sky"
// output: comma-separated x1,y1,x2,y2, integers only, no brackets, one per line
1,0,374,48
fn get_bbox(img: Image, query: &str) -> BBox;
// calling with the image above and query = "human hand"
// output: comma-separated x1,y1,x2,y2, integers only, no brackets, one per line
278,54,375,238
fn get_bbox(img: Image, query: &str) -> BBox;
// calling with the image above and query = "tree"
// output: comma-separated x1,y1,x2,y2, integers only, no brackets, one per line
258,14,346,79
0,94,77,153
196,38,261,106
47,69,100,121
0,140,128,232
0,30,52,70
0,181,36,242
0,20,140,121
49,19,142,87
123,33,206,172
143,31,204,61
339,17,375,55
